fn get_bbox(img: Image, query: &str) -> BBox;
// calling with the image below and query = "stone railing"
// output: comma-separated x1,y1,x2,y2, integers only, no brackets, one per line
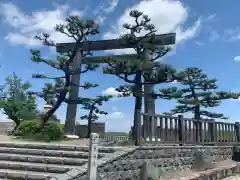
100,135,129,142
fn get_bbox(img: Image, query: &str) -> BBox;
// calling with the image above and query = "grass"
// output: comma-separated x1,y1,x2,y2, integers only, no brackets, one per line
12,134,65,142
105,132,129,136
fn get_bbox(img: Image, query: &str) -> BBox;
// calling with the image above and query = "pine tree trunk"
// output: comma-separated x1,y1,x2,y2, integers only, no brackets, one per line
134,96,142,146
87,118,92,138
190,85,201,142
133,72,142,146
144,83,156,139
87,110,93,138
11,121,20,135
194,105,200,120
64,50,82,135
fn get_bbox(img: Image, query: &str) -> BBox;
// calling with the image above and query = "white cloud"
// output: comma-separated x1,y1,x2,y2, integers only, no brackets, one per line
104,0,119,13
4,33,41,46
103,110,132,132
77,108,130,132
69,10,84,17
0,110,10,121
171,80,180,84
96,16,107,24
210,27,240,42
234,56,240,62
195,41,204,46
209,31,220,42
204,13,217,22
107,111,124,119
101,87,122,96
0,3,85,46
103,0,201,54
111,106,118,111
94,0,119,24
93,4,105,15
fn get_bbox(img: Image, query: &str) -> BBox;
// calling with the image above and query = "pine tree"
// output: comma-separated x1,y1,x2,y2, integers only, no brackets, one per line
29,16,99,131
165,67,240,120
103,10,176,145
2,73,38,134
0,65,6,108
79,95,112,138
0,85,5,108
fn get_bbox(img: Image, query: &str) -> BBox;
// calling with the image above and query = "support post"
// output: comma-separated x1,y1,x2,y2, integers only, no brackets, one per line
87,133,99,180
235,122,240,143
178,115,185,145
209,119,216,144
143,49,156,142
144,84,156,140
64,49,82,134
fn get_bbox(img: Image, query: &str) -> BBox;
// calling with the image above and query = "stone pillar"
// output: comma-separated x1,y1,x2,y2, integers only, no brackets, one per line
87,133,99,180
235,122,240,143
143,49,156,141
43,104,52,114
144,84,156,139
64,49,82,134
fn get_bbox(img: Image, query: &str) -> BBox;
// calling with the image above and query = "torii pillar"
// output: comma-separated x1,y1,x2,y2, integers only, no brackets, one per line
56,33,176,135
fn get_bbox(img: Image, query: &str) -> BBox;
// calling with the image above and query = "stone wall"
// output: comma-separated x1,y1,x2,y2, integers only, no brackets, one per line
98,146,233,173
75,122,105,138
0,122,14,135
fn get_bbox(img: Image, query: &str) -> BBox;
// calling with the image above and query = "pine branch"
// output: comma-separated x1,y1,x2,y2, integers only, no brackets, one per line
153,87,183,99
101,9,175,145
168,67,239,120
170,105,194,114
30,50,62,70
32,74,65,80
215,91,240,100
79,95,111,123
200,110,228,119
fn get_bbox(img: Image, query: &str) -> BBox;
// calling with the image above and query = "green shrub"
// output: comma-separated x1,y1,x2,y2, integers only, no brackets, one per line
14,120,64,142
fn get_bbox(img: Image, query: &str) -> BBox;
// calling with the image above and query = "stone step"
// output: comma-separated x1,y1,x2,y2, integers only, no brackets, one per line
0,142,116,153
0,169,59,180
0,160,76,174
0,147,106,159
0,153,88,166
78,170,140,180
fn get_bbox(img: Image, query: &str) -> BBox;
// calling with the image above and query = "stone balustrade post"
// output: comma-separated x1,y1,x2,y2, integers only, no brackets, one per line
87,133,99,180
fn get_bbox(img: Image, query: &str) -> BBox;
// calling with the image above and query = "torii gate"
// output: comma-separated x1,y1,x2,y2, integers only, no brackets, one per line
56,33,176,135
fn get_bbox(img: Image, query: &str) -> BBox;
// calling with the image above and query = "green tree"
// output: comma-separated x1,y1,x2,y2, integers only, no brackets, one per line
79,95,112,138
0,85,5,108
29,16,100,131
0,64,5,108
2,73,37,134
103,10,176,145
165,67,240,119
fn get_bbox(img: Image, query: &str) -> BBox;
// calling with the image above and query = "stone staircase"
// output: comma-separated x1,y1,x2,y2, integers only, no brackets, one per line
0,142,119,180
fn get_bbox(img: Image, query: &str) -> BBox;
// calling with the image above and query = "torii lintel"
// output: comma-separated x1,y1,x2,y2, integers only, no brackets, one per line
56,33,176,52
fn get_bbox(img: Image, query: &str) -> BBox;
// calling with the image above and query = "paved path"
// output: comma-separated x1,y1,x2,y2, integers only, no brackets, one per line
223,176,240,180
0,135,90,145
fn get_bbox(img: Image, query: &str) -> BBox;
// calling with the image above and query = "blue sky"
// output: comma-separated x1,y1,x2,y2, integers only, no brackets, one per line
0,0,240,132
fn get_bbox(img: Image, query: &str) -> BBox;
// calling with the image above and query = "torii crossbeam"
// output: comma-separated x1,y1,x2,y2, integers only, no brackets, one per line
56,33,176,135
